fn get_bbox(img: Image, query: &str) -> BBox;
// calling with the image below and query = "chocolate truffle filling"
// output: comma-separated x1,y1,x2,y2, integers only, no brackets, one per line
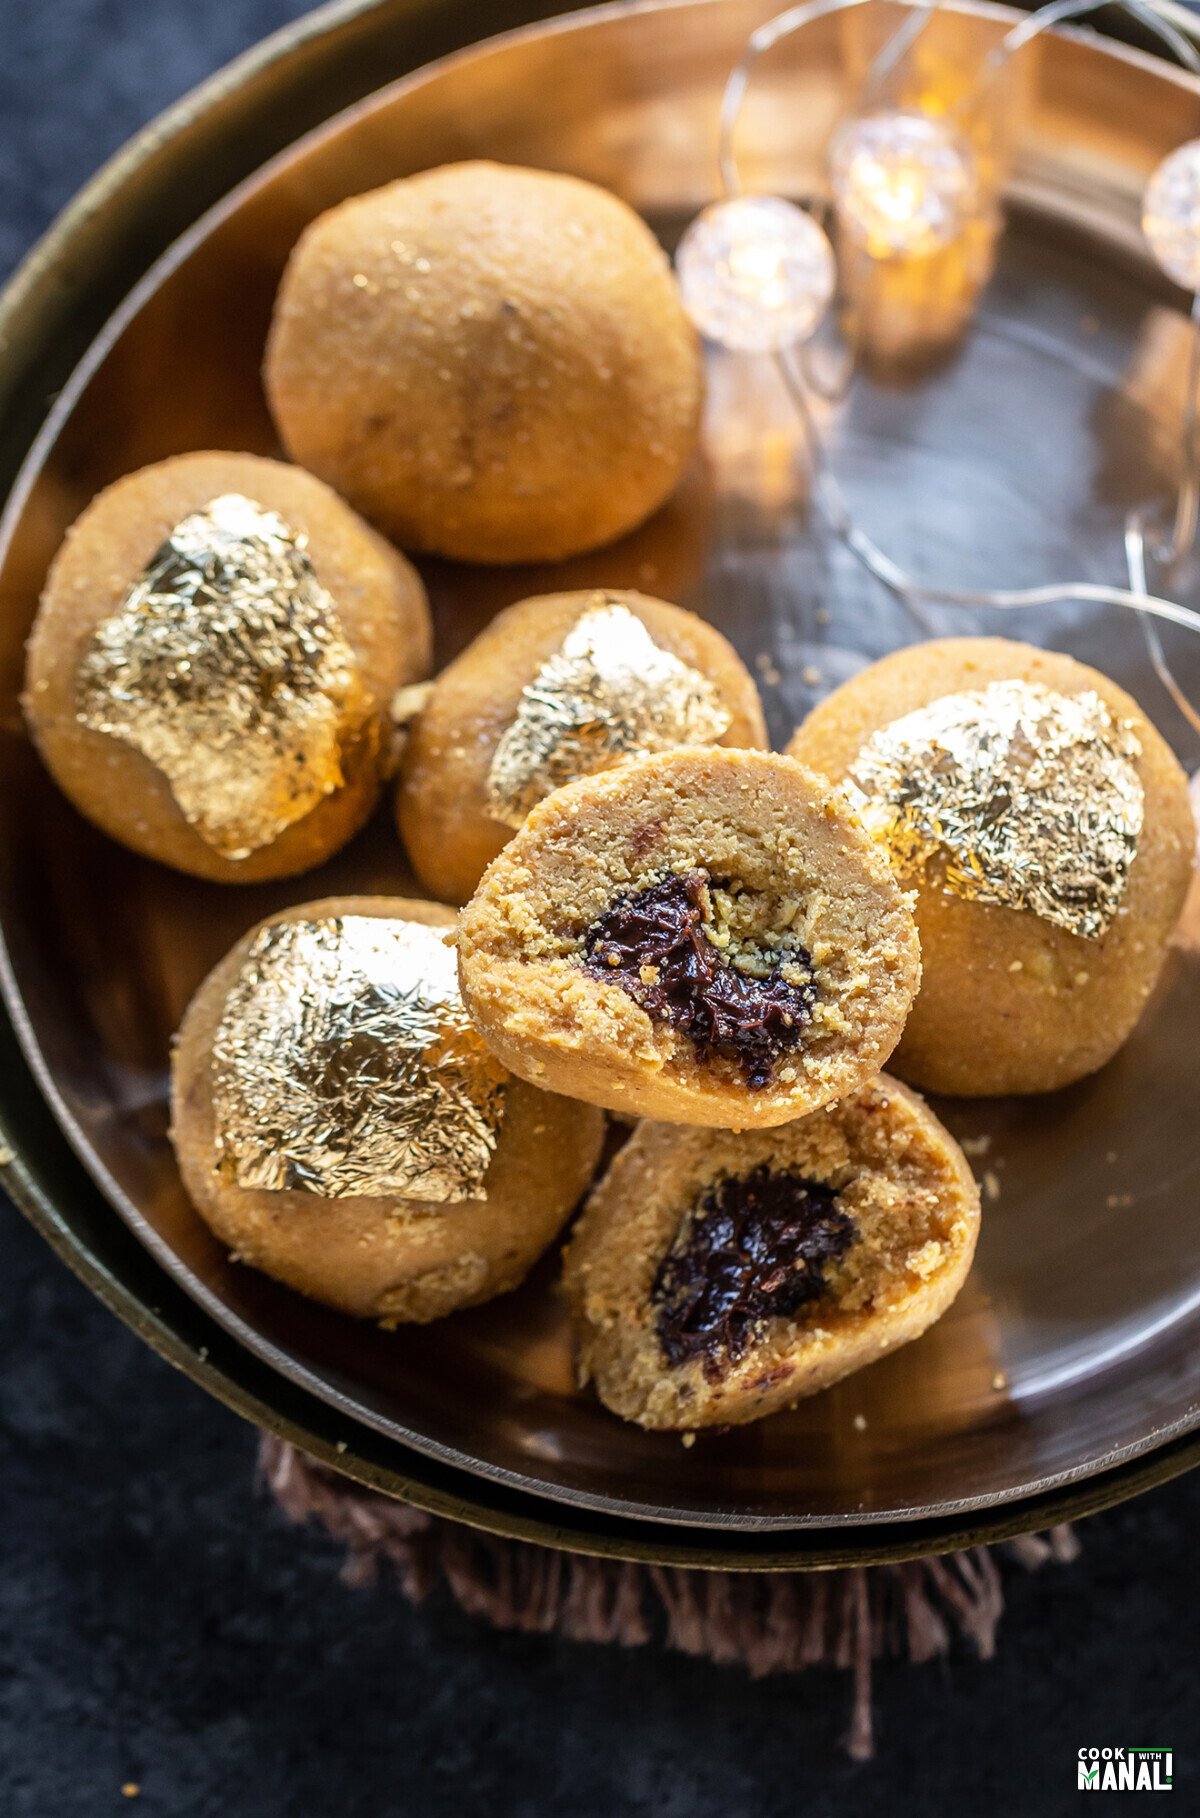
652,1165,856,1377
582,871,816,1088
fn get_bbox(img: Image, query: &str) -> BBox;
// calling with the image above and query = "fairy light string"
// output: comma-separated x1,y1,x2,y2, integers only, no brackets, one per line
680,0,1200,732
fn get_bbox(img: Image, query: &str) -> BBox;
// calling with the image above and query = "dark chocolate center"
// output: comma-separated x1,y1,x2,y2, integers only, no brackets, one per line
581,870,815,1089
652,1165,855,1378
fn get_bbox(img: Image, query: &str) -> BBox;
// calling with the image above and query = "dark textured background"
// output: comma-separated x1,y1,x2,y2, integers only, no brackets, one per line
1,2,1197,1812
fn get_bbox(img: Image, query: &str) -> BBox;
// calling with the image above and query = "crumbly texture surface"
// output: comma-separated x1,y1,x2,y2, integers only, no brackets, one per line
24,452,432,883
789,637,1195,1095
563,1075,980,1429
170,895,604,1323
396,589,768,903
456,748,921,1127
264,162,704,563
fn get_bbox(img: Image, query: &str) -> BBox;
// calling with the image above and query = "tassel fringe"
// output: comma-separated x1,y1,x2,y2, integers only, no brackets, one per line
258,1433,1078,1760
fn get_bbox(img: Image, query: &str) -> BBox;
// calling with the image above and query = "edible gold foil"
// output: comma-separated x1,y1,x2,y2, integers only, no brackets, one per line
485,599,732,828
211,916,507,1202
76,493,362,860
847,680,1144,940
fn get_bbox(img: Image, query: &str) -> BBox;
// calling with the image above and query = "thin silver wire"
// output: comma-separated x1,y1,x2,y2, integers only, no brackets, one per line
1123,288,1200,737
861,0,940,99
717,2,939,401
717,0,937,197
714,0,1200,731
976,0,1200,96
1144,289,1200,568
780,342,1200,641
1125,514,1200,732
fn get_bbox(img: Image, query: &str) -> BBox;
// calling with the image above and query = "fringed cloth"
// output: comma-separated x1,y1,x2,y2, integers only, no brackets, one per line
259,1433,1079,1760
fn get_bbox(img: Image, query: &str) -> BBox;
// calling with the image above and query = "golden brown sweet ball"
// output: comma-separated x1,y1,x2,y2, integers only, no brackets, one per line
396,588,768,904
170,896,605,1324
24,451,432,883
788,637,1196,1095
564,1076,980,1430
456,748,921,1128
264,161,704,563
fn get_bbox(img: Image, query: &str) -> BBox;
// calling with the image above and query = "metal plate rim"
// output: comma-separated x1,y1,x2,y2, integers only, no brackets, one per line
2,0,1199,1559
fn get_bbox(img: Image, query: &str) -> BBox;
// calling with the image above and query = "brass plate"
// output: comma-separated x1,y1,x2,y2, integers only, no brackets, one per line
1,0,1199,1552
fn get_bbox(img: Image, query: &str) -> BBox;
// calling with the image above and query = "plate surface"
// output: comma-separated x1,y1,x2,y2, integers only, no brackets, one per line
1,0,1198,1535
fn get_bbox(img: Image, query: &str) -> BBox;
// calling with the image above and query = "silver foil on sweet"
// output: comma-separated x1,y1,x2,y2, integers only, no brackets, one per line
847,679,1144,940
76,493,362,860
485,599,733,828
211,915,508,1202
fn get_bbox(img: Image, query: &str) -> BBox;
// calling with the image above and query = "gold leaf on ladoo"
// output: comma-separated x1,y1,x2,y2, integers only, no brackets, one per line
75,493,362,859
847,680,1144,940
211,916,507,1202
485,598,732,829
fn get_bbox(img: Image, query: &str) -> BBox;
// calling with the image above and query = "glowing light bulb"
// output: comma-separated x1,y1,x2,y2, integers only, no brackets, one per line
829,110,979,260
1143,139,1200,291
675,196,836,352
